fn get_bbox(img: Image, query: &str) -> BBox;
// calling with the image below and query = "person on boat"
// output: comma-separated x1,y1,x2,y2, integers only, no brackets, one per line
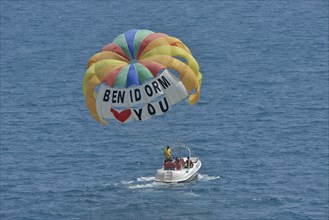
163,146,172,162
175,157,182,170
164,161,173,170
179,158,185,167
185,156,194,168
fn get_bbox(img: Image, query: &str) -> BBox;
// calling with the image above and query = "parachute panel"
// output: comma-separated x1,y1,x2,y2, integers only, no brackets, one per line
83,29,202,125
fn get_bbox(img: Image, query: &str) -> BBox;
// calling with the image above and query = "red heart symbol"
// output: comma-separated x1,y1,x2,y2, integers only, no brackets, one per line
110,108,132,123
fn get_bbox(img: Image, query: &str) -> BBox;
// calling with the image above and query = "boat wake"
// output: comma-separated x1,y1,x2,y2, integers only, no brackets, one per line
121,176,160,189
115,173,220,190
197,174,220,181
136,176,155,182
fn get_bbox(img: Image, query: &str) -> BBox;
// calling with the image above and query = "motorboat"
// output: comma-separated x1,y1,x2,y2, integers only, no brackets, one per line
155,143,202,183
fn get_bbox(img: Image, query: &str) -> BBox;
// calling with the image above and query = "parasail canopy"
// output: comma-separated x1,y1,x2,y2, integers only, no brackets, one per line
83,29,202,125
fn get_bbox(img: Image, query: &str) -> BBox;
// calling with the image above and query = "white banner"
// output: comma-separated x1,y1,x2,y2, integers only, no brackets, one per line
96,70,188,123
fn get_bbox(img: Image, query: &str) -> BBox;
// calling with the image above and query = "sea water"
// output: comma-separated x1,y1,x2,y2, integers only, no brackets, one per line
1,0,328,219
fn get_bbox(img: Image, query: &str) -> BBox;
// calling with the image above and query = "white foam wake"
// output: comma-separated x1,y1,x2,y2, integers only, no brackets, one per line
120,180,135,185
128,182,160,189
197,174,220,181
120,176,161,189
115,174,219,190
136,176,155,182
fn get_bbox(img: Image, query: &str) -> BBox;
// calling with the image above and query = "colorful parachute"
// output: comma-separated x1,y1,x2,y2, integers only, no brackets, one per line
83,29,202,125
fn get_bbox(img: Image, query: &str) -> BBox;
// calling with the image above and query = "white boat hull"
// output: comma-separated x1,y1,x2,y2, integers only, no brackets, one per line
155,157,202,183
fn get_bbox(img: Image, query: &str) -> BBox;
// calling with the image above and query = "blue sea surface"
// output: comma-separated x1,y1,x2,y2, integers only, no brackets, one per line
1,0,328,219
